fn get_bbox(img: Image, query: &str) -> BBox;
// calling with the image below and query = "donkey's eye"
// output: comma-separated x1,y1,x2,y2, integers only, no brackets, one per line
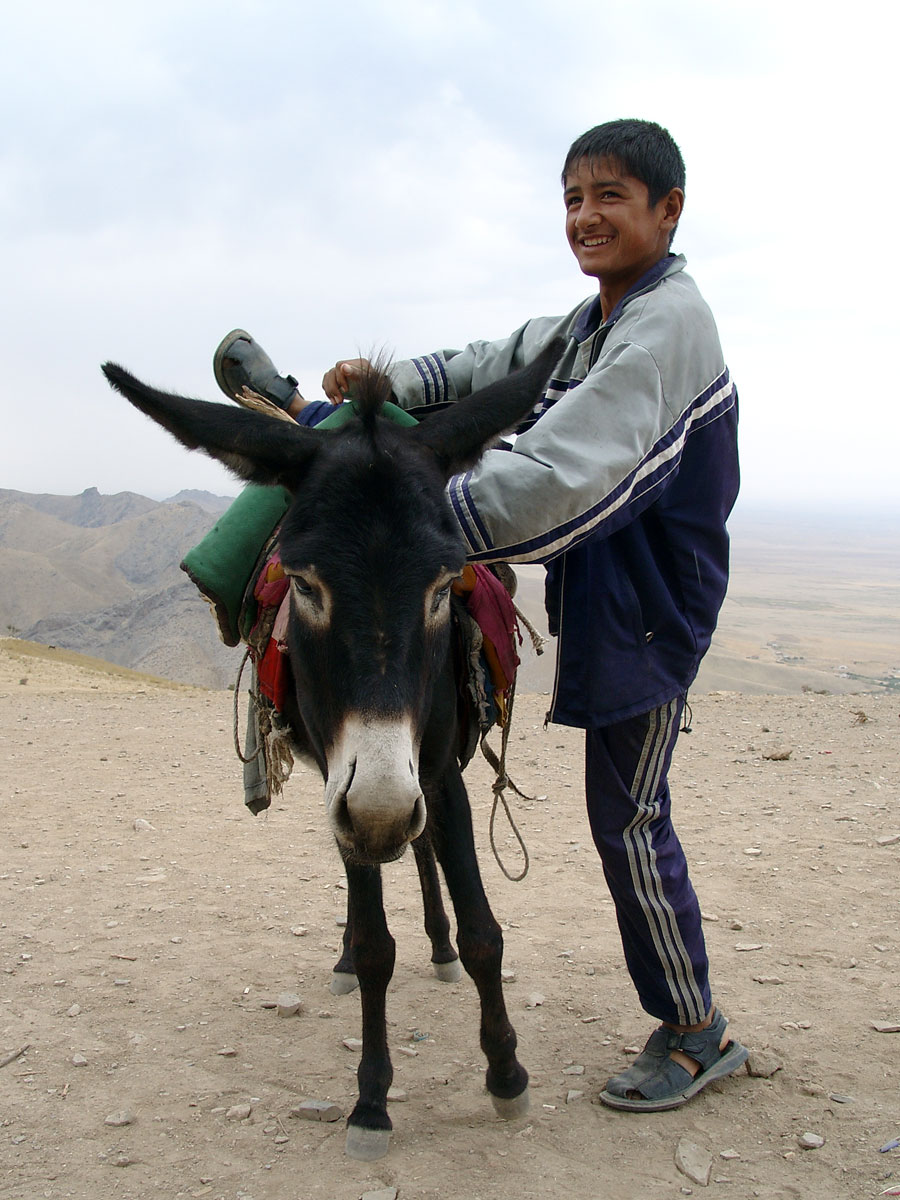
292,577,314,596
431,585,451,614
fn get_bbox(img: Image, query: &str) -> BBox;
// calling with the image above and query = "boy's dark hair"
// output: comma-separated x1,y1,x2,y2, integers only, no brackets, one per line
562,119,686,206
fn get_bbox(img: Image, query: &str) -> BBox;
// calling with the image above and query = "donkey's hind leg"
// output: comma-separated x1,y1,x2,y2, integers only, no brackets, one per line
413,836,462,982
431,771,529,1118
330,908,359,995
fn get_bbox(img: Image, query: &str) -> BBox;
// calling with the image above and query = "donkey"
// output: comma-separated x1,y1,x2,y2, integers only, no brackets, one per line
101,339,562,1160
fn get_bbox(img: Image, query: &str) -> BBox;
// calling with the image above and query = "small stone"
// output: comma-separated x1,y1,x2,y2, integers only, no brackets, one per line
66,1004,81,1017
828,1093,854,1104
622,1045,643,1055
225,1103,252,1121
525,993,545,1008
342,1037,363,1051
727,919,744,930
565,1089,584,1103
798,1131,825,1150
734,943,764,952
562,1064,585,1075
71,1053,88,1067
289,1098,343,1122
501,968,517,982
387,1086,408,1102
290,925,308,936
876,833,900,846
360,1189,398,1200
396,1045,418,1057
753,975,785,985
217,1047,238,1057
701,912,719,922
675,1138,713,1186
276,993,302,1018
719,1149,741,1160
745,1049,783,1078
872,1022,900,1033
109,1152,134,1167
763,747,792,761
743,847,762,856
104,1110,135,1127
133,818,154,831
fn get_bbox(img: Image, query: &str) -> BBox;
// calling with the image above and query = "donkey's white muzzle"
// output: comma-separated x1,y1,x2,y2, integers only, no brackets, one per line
324,714,425,861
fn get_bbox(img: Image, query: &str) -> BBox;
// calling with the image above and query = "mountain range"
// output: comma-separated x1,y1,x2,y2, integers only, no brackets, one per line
0,487,242,688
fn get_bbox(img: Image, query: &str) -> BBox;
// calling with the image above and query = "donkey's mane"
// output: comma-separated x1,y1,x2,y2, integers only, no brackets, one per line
353,355,397,436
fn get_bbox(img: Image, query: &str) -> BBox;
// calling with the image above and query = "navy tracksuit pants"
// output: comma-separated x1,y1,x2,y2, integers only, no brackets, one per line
584,697,711,1026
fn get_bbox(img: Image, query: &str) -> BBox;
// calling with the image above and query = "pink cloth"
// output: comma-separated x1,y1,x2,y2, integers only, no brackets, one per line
465,564,520,686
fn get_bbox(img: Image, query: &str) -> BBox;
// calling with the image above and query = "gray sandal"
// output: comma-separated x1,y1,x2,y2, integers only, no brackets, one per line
213,329,300,411
599,1009,748,1112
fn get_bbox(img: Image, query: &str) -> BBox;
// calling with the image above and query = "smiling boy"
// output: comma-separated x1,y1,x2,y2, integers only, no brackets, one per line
216,118,746,1111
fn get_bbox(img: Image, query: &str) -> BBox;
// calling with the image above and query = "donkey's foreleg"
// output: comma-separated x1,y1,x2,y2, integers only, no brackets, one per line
412,836,461,982
432,774,529,1118
344,862,395,1161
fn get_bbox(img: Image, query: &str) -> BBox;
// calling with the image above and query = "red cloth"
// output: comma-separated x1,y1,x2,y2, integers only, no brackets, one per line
462,564,520,689
253,551,292,710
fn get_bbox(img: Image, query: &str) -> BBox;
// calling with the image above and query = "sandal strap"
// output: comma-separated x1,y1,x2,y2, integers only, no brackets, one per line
663,1008,728,1073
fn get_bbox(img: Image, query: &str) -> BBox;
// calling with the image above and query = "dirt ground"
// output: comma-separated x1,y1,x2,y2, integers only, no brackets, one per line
2,640,898,1200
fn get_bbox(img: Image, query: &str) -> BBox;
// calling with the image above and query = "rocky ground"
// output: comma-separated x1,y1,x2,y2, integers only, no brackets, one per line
1,640,899,1200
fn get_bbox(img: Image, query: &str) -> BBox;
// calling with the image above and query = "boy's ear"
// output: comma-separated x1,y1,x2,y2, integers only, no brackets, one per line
661,187,684,229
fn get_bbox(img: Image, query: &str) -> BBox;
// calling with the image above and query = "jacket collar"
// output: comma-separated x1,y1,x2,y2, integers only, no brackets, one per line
573,253,686,343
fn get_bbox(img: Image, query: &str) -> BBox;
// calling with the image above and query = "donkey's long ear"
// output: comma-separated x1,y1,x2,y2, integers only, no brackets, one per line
408,338,565,477
102,363,321,490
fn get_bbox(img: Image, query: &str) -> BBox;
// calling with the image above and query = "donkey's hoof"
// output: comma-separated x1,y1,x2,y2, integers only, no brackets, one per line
345,1124,391,1161
330,971,359,996
432,958,462,983
490,1085,531,1120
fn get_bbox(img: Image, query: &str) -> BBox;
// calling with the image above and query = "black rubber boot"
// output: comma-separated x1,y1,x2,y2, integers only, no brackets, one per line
213,329,300,410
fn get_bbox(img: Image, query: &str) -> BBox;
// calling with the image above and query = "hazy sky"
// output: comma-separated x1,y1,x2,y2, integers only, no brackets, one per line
3,0,896,513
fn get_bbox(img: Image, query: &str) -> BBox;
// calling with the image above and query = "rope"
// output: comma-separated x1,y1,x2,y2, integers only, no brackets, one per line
232,646,260,764
513,602,546,656
480,679,532,881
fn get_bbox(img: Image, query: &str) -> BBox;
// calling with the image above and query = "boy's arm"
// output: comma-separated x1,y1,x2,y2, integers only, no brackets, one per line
320,312,579,409
449,339,736,565
390,313,578,408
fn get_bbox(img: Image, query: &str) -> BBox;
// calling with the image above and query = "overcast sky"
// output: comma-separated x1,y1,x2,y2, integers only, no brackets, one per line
3,0,896,514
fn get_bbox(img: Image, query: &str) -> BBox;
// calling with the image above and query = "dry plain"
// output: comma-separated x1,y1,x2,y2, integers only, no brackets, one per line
1,509,899,1200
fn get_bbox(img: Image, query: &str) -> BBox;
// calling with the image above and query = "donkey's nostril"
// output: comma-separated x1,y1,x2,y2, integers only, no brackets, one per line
333,794,354,838
407,795,427,841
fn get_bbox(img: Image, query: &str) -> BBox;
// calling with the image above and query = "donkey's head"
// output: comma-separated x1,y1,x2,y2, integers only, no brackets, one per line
103,341,561,863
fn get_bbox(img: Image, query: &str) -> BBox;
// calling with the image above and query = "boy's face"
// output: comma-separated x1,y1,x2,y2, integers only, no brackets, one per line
563,156,683,304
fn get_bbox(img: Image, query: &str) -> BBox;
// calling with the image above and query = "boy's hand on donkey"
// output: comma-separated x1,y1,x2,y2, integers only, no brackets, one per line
322,358,371,404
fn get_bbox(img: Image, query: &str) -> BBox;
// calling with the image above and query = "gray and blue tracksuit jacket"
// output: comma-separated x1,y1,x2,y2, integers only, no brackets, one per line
387,254,740,729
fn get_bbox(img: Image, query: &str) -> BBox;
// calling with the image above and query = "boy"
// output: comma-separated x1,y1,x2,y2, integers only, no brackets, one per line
215,118,747,1111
